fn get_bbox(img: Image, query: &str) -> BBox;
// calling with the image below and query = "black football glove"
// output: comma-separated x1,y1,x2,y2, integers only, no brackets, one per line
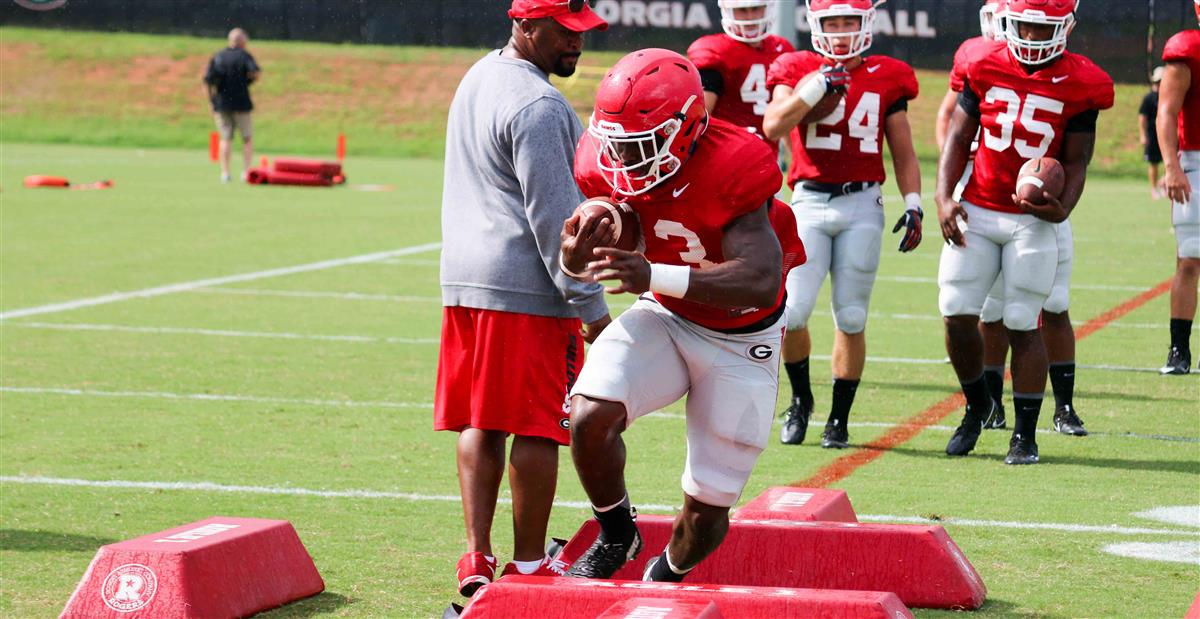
892,208,923,253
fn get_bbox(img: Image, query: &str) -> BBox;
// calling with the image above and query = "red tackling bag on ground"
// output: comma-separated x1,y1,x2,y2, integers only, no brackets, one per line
273,158,342,178
732,487,858,522
24,175,71,188
245,168,333,187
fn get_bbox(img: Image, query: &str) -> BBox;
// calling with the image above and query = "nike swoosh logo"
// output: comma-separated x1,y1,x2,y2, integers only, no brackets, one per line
867,65,880,73
776,45,784,52
1051,75,1068,83
673,183,690,198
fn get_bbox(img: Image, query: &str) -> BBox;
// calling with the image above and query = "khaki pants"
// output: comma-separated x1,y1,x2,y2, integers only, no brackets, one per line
213,111,252,141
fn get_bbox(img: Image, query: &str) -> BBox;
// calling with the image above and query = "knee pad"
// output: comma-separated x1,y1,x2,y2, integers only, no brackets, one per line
980,294,1004,323
1002,301,1039,332
1177,224,1200,259
785,294,813,331
833,306,867,334
1043,285,1070,314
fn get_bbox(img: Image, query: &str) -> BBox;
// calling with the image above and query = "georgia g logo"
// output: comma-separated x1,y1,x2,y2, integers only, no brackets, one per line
101,563,158,613
747,344,774,362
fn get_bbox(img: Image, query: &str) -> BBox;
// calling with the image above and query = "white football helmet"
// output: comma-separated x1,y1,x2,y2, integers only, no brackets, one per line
1004,0,1076,65
806,0,876,61
979,0,1007,41
718,0,777,44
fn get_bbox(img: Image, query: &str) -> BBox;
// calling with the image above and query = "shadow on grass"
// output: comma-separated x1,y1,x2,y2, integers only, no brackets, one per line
259,591,354,618
0,529,116,552
918,597,1061,618
877,445,1200,475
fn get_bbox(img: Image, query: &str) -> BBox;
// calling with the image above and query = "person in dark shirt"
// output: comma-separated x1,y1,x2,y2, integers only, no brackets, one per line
204,28,260,183
1141,66,1164,199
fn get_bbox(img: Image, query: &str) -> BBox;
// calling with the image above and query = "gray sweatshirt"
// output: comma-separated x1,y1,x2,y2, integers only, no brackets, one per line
440,51,608,324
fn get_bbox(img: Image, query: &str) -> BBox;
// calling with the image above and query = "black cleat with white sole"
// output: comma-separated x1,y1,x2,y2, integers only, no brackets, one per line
946,400,994,456
1052,404,1088,436
1004,432,1039,465
779,399,812,445
1160,346,1192,375
984,401,1007,429
565,529,642,579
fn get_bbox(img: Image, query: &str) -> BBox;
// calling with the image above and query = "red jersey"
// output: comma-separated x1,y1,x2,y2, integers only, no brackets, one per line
950,36,995,93
687,33,795,146
766,51,919,188
961,46,1114,214
1163,30,1200,151
575,118,805,331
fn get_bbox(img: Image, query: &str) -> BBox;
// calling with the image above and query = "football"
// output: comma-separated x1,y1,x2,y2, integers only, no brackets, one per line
1015,157,1066,207
575,197,641,252
801,91,844,125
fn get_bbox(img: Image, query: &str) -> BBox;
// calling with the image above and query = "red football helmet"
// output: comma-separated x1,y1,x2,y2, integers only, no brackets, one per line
979,0,1007,41
1004,0,1076,65
588,49,708,197
805,0,876,61
718,0,777,44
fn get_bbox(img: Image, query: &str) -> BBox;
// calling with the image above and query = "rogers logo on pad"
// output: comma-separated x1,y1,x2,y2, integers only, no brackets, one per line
100,563,158,613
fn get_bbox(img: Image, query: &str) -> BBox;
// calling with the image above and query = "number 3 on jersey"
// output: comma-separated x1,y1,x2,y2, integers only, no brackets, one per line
740,64,769,116
982,86,1064,159
806,93,881,153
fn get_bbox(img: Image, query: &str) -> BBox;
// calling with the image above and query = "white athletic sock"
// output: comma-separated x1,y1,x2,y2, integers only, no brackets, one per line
664,549,692,575
510,558,543,574
594,494,630,513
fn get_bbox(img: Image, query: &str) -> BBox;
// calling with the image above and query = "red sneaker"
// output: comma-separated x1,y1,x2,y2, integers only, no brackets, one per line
455,552,497,597
499,555,569,578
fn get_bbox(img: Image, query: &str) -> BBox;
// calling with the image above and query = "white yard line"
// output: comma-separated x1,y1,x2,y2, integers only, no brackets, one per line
0,386,427,409
0,243,442,320
873,276,1151,292
191,288,441,303
377,258,440,266
1,474,1195,537
1,322,438,345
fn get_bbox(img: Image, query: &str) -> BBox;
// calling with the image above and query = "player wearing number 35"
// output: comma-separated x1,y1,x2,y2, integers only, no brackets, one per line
763,0,923,451
935,0,1113,465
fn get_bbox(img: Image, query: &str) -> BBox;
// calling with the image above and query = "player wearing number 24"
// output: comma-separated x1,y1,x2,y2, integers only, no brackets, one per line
687,0,794,149
936,0,1113,465
762,0,924,451
557,49,806,583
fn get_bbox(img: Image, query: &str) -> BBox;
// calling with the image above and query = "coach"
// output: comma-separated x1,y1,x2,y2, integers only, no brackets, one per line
434,0,610,597
204,28,259,183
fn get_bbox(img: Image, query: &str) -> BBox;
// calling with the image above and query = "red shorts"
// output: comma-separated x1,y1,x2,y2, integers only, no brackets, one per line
434,306,584,445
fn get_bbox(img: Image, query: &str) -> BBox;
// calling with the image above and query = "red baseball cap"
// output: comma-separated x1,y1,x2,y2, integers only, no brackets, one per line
508,0,609,32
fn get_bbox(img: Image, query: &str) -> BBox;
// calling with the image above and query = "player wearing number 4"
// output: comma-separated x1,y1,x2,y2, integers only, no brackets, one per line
559,49,806,583
687,1,794,146
763,0,923,449
937,0,1113,464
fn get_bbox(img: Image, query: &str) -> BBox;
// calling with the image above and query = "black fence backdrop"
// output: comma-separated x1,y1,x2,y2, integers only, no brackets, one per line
2,0,1195,83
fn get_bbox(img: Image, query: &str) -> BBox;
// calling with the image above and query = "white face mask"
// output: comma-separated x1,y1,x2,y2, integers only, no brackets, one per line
1005,12,1074,66
589,95,699,197
719,0,777,44
807,6,876,61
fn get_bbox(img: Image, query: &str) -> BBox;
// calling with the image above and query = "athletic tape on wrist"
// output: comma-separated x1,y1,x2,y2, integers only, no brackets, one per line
649,263,690,298
797,74,828,108
904,192,923,213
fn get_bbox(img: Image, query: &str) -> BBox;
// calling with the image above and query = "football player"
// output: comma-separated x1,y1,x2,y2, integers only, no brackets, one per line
1155,0,1200,375
937,0,1113,464
763,0,923,449
559,48,806,582
687,0,794,146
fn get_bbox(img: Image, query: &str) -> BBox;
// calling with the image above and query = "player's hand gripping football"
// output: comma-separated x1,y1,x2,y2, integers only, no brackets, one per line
892,208,923,252
820,63,851,95
937,196,968,247
1011,191,1070,223
588,247,651,295
560,211,616,278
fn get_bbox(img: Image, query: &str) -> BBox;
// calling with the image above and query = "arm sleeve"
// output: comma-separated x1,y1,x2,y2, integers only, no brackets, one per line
1064,109,1099,133
957,78,982,118
885,98,909,116
698,69,725,96
246,53,260,75
511,98,608,323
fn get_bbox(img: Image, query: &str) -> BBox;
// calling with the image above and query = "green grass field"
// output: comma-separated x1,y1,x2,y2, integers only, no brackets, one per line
2,25,1199,619
1,141,1197,618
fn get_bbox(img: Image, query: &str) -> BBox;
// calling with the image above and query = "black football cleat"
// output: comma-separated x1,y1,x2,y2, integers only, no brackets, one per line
779,399,812,445
946,401,992,456
1004,432,1040,465
1052,404,1088,436
565,529,642,579
820,420,850,449
1160,346,1192,375
642,553,687,583
984,400,1007,430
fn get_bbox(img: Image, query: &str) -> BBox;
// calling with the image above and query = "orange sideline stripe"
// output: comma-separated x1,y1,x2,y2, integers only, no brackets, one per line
791,278,1173,489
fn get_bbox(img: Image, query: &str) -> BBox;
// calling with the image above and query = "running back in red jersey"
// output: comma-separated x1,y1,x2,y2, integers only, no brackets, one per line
767,50,918,188
960,45,1114,214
